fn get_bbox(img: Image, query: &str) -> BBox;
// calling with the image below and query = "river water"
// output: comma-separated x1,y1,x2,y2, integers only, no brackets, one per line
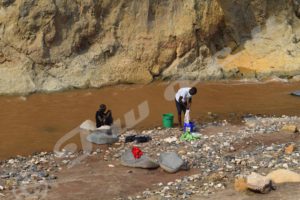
0,81,300,160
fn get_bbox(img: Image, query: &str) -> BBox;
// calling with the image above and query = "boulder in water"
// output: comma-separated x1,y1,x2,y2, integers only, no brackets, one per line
121,149,159,169
159,152,184,173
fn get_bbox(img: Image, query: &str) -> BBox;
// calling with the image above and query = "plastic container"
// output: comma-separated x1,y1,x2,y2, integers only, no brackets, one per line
184,122,195,132
162,113,174,128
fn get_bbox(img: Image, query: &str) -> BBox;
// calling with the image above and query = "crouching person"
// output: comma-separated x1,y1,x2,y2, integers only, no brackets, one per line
95,104,113,128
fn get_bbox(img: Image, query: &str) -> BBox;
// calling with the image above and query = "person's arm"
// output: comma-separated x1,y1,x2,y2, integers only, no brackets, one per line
96,111,100,121
95,111,101,128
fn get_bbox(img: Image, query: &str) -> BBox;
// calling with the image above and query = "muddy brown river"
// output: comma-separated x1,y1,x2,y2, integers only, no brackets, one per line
0,81,300,160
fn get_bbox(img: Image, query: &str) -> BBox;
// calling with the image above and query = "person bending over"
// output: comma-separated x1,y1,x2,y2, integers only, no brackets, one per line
95,104,113,128
175,87,197,127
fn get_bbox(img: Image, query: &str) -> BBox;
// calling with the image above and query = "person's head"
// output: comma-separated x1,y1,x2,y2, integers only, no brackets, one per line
189,87,197,96
99,104,107,113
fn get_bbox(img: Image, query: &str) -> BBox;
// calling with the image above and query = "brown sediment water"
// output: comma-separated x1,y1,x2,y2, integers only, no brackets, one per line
0,81,300,160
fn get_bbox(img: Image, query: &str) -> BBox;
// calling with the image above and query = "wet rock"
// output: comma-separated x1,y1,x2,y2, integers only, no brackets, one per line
159,152,185,173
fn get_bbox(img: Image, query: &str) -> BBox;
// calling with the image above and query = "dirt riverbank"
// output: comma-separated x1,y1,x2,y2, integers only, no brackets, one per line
1,115,300,199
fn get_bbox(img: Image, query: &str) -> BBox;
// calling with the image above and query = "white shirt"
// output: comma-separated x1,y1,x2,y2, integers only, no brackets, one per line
175,87,192,102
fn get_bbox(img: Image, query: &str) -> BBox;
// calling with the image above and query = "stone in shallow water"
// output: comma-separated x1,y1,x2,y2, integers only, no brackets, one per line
159,152,184,173
121,149,159,169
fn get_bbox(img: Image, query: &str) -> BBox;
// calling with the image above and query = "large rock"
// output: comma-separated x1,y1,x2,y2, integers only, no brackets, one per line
159,152,184,173
86,126,118,145
121,149,159,169
1,1,300,94
246,172,274,194
267,169,300,184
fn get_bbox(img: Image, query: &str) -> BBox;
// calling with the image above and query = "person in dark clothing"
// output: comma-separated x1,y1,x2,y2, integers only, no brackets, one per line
95,104,113,128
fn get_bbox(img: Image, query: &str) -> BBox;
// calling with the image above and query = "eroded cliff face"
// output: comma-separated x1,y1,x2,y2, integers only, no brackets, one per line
0,0,299,94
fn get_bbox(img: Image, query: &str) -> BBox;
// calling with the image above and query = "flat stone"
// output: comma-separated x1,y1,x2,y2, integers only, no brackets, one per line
121,149,159,169
86,129,118,145
159,152,184,173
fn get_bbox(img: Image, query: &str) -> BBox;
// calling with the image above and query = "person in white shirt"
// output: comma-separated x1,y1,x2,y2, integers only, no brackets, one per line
175,87,197,127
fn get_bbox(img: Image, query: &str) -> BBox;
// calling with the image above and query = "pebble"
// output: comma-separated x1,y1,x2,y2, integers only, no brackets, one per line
266,146,274,151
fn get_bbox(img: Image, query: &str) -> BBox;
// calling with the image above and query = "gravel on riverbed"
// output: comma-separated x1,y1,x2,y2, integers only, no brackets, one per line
1,115,300,199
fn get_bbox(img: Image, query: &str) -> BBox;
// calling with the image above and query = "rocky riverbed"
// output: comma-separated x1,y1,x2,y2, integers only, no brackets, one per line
1,115,300,199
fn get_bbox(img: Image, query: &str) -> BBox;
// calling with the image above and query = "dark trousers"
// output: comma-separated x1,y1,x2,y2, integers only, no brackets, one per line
175,100,187,115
